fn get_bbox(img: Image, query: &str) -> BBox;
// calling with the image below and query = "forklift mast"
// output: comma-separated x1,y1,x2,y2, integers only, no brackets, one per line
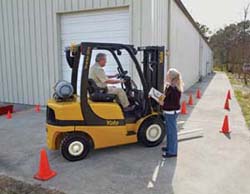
139,46,165,92
139,46,165,111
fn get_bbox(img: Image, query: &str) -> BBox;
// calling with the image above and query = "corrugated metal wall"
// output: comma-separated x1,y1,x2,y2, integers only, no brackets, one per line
0,0,213,105
129,0,169,83
0,0,130,105
151,0,168,46
200,38,213,76
140,0,213,85
151,0,169,76
169,0,200,89
169,0,212,89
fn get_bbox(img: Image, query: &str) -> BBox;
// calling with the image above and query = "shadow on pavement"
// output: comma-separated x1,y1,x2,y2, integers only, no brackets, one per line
178,135,203,142
178,73,215,130
222,132,231,140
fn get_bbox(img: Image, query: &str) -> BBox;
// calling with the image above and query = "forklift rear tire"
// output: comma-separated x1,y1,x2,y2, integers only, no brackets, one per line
61,133,90,161
138,118,165,147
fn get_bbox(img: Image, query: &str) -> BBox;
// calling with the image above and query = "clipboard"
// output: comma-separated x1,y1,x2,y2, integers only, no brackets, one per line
149,88,165,102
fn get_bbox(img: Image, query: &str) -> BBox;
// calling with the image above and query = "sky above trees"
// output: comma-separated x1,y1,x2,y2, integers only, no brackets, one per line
182,0,250,32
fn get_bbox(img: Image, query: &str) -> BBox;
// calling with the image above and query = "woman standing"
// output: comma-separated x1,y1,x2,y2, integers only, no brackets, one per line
160,68,184,158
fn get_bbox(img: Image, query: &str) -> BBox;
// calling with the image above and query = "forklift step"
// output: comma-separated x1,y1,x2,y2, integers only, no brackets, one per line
127,131,136,136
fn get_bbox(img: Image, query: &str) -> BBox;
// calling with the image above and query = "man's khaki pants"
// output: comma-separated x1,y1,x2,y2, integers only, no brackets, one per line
108,87,130,108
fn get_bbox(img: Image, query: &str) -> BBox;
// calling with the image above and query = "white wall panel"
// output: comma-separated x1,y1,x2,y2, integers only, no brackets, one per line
0,0,9,102
170,0,201,89
151,0,169,77
79,0,86,9
1,0,13,102
0,0,212,104
151,0,168,46
0,0,128,105
200,38,213,77
60,8,130,94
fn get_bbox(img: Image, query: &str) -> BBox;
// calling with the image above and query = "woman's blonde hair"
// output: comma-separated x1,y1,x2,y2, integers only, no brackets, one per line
166,68,184,92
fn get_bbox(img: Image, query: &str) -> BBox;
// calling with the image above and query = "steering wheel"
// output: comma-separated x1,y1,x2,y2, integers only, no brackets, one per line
121,76,138,92
117,70,128,79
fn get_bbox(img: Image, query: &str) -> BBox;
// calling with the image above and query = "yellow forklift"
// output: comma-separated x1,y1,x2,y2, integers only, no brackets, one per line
46,42,165,161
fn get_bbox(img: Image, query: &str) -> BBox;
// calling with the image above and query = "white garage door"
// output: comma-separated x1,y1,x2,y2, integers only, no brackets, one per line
60,8,130,94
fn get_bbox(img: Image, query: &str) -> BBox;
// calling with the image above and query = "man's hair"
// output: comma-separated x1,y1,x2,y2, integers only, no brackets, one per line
95,53,107,62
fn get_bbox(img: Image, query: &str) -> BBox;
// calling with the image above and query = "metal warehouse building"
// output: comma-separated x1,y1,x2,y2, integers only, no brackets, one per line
0,0,213,105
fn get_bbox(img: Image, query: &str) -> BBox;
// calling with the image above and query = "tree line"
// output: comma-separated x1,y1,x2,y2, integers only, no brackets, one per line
197,5,250,85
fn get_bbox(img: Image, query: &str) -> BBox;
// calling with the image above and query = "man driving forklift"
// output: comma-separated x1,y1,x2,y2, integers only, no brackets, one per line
46,42,166,161
89,53,135,112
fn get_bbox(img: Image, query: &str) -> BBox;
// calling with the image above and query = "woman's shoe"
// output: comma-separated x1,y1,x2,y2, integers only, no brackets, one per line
161,147,168,152
162,153,177,158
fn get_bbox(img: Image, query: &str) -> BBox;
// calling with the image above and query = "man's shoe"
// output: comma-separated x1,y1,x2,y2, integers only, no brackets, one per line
124,105,135,112
162,153,177,158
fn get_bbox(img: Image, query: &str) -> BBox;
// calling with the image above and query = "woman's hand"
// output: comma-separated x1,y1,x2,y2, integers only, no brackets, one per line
159,99,164,106
159,101,164,106
158,95,165,106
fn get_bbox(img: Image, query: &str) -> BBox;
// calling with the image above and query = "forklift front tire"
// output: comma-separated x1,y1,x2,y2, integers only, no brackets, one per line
138,118,165,147
61,133,90,161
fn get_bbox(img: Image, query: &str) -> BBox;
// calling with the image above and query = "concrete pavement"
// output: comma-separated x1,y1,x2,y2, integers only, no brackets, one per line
0,72,250,194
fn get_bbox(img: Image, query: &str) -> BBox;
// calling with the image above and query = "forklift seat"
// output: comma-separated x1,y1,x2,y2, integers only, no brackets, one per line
87,79,117,103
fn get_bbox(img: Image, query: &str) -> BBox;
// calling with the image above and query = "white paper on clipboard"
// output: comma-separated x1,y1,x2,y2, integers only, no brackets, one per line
149,88,165,102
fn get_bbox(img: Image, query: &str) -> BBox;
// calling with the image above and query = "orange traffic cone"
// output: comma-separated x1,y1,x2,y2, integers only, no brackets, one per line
181,101,187,114
224,98,230,110
6,111,12,119
35,105,41,113
34,149,57,181
227,90,231,100
196,88,201,99
220,115,230,134
188,94,193,106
